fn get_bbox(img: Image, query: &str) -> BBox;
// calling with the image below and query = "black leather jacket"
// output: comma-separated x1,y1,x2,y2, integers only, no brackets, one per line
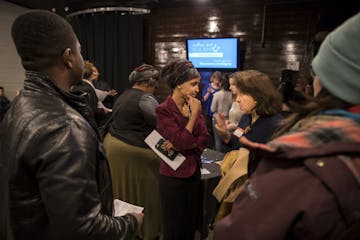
0,72,137,240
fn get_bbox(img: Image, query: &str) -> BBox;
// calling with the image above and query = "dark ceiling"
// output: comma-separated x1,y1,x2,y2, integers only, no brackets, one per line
5,0,359,16
6,0,161,12
4,0,340,11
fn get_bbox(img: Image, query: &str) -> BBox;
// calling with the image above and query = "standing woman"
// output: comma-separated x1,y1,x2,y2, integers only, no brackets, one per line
215,70,283,175
226,76,243,132
211,74,233,152
202,71,221,147
156,60,209,240
104,64,162,240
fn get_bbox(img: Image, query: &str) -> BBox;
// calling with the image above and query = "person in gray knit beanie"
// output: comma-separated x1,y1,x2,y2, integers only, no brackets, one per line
312,12,360,104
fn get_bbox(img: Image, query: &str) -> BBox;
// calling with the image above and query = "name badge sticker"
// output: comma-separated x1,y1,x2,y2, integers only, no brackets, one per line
233,127,244,138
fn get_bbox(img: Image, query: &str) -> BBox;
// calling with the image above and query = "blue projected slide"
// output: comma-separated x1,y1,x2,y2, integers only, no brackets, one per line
186,38,238,69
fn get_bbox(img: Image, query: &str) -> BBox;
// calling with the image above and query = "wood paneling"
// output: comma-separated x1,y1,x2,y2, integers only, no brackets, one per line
144,1,359,101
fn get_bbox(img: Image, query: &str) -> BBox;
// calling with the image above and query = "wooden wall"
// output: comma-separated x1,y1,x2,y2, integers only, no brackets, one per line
143,1,359,101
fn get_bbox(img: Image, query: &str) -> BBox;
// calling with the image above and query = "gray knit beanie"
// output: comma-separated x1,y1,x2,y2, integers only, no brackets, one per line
312,12,360,104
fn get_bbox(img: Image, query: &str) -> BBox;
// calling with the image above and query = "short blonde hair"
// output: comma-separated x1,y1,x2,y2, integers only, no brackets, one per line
83,61,94,80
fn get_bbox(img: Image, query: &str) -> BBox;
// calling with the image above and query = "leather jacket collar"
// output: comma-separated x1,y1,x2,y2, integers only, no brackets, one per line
24,71,99,136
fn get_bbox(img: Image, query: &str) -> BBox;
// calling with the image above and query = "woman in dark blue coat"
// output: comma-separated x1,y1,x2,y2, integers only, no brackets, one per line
215,70,283,175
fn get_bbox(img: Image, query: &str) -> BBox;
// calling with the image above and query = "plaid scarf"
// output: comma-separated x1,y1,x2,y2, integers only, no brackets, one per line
240,108,360,159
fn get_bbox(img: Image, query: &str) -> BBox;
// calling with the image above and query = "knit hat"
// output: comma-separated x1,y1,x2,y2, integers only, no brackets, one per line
129,64,159,86
161,59,200,89
312,12,360,104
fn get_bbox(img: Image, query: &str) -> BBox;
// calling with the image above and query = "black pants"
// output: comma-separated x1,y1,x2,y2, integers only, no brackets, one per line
205,115,214,149
159,171,201,240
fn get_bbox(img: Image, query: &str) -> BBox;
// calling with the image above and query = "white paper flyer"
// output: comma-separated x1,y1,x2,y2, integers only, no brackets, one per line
145,130,185,171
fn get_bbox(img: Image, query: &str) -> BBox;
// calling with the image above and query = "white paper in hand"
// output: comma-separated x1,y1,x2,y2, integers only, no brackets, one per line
200,168,211,175
145,130,186,171
113,199,144,217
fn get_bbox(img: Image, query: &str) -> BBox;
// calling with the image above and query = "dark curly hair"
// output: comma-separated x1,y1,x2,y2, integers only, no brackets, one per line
11,10,78,71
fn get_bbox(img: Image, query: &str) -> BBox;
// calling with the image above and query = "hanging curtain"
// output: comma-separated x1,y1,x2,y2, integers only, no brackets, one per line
68,12,144,92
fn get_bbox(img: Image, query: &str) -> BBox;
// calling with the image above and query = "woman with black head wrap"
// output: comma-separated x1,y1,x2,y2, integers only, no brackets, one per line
156,59,209,240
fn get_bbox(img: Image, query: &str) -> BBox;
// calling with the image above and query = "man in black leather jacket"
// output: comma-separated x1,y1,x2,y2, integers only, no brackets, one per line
0,10,142,240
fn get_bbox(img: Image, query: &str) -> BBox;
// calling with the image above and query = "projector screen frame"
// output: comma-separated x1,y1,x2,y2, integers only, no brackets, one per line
185,37,241,71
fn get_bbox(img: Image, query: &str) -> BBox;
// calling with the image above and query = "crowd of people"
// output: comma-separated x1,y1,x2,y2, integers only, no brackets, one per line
214,12,360,239
1,9,359,240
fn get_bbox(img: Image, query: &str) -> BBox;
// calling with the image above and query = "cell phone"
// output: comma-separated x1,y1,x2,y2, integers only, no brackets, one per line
155,139,178,161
